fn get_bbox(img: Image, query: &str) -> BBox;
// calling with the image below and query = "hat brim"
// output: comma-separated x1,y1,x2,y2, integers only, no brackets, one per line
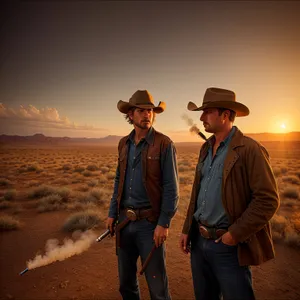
187,101,249,117
117,100,166,114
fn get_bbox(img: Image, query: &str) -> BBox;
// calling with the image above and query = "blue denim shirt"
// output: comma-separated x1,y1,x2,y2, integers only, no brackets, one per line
193,126,236,228
109,127,179,227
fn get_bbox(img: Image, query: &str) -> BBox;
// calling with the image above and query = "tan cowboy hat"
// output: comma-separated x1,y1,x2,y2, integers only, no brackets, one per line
117,90,166,114
187,87,249,117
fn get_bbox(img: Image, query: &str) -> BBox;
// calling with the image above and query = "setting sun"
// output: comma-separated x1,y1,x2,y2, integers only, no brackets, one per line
280,123,286,129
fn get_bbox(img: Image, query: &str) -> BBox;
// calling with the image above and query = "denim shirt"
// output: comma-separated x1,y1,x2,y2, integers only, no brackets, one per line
193,126,236,227
109,127,179,227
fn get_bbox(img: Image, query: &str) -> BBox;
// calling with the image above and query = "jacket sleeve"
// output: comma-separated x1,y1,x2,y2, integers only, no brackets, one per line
158,142,179,228
229,142,280,243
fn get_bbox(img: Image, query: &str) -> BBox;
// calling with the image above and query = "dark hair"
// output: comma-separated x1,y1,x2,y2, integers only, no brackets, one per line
217,108,236,122
124,107,156,124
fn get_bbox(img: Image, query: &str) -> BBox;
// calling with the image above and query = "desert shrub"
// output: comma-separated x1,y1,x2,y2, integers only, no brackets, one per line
87,179,98,187
62,164,72,171
100,166,110,174
271,214,288,235
0,215,21,231
178,165,190,172
282,187,299,199
282,199,298,207
62,210,102,232
280,167,288,174
89,188,109,205
76,185,89,192
28,185,71,200
27,164,41,172
37,194,64,212
282,175,300,185
179,174,194,184
179,159,191,167
86,164,99,171
74,166,85,173
99,176,108,184
0,178,13,187
28,185,56,198
285,231,300,248
18,167,27,173
4,190,17,200
272,167,281,177
82,170,93,177
106,171,115,180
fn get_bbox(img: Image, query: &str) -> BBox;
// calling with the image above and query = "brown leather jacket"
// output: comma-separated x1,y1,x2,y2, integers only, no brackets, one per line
182,128,280,266
117,128,178,223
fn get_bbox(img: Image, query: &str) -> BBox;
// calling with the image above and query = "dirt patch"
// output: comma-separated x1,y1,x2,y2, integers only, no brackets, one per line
1,210,300,300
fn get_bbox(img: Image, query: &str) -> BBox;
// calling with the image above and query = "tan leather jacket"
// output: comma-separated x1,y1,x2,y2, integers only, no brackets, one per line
182,128,280,266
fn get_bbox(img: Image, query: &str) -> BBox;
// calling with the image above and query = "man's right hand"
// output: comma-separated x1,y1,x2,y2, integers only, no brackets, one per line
179,233,190,254
106,217,115,236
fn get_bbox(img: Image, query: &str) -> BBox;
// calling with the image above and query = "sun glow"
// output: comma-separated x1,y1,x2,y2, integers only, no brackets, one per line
280,123,286,129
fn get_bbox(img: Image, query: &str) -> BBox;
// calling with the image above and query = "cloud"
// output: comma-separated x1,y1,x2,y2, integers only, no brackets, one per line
0,103,106,132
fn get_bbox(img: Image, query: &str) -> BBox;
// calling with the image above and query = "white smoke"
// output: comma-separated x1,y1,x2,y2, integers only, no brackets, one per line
27,230,97,270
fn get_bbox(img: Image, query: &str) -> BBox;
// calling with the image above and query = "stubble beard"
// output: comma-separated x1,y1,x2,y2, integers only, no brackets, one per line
134,120,152,130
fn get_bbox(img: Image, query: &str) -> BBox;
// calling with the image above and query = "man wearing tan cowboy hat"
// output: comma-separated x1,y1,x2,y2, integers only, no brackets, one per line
107,90,179,300
179,87,279,300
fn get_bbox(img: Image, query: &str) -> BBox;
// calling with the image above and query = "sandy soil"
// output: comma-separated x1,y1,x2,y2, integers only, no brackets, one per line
1,207,300,300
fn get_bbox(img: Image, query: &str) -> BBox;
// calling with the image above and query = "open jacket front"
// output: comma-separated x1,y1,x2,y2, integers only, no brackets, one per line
182,128,280,266
116,128,178,224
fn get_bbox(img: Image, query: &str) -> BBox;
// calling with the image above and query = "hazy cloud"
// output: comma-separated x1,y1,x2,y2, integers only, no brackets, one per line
0,103,106,132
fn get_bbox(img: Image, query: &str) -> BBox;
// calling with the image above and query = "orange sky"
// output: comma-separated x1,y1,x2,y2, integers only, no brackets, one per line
0,1,299,142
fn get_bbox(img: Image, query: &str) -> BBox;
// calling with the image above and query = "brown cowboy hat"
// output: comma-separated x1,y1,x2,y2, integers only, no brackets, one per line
187,87,249,117
117,90,166,114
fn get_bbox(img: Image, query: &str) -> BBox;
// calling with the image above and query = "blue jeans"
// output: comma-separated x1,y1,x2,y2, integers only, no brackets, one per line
191,234,255,300
117,217,170,300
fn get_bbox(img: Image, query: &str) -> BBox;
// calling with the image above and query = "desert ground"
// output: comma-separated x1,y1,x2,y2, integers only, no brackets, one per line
0,141,300,300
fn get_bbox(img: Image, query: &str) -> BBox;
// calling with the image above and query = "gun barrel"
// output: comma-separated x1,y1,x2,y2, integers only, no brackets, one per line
96,229,110,242
19,268,29,276
198,131,207,141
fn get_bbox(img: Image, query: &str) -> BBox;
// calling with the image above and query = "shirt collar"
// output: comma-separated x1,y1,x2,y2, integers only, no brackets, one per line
208,126,236,147
128,127,154,145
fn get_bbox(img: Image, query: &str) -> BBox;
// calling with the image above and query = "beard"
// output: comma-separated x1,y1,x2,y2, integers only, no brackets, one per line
133,119,152,129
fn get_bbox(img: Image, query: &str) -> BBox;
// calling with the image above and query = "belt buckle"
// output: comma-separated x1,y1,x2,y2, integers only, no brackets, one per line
126,209,137,221
199,225,211,239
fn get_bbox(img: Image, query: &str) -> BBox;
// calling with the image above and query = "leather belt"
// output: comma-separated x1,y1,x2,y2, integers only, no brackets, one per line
116,207,154,249
123,207,153,221
198,224,227,240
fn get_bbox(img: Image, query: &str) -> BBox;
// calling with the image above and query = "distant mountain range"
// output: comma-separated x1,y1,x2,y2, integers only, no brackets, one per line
0,132,299,146
0,133,122,146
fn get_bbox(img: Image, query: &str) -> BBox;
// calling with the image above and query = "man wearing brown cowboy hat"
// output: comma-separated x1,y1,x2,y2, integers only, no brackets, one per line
179,87,279,300
107,90,179,300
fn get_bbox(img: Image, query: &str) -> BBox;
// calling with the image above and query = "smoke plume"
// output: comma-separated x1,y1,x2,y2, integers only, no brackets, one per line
27,230,97,270
181,114,207,141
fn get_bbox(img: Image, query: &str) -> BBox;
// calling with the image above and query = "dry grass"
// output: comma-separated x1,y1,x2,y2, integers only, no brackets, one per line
0,142,299,248
0,214,21,231
62,209,104,232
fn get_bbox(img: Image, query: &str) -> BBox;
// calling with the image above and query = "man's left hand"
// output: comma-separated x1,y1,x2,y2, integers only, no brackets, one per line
154,225,168,247
215,231,238,246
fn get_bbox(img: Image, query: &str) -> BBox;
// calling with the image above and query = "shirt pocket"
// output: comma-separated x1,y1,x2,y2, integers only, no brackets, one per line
147,155,160,160
147,153,161,178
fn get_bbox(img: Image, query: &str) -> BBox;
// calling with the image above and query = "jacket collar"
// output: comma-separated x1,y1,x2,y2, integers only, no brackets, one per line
125,126,155,146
